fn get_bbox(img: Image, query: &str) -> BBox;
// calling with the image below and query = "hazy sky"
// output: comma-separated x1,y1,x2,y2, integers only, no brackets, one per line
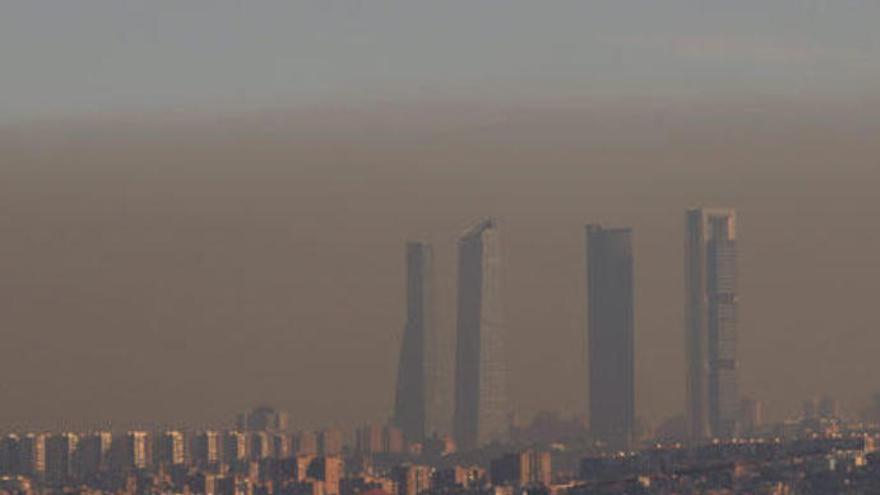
1,2,879,434
2,1,879,120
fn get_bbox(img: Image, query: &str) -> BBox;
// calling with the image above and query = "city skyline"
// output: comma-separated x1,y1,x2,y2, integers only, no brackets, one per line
2,101,879,433
2,417,875,495
1,0,879,439
0,209,875,453
2,3,878,493
0,194,876,433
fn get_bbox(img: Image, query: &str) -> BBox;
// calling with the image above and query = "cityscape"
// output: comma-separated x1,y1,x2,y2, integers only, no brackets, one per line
3,210,880,495
3,2,880,495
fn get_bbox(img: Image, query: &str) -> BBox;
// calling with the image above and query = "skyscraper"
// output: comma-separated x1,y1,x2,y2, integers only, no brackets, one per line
685,208,739,441
586,225,635,451
393,241,441,443
453,218,506,450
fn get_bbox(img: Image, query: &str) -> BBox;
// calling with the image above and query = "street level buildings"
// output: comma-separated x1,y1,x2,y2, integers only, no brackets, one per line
155,430,185,467
19,433,46,478
193,430,221,467
391,464,432,495
490,450,552,487
78,431,112,479
45,433,78,487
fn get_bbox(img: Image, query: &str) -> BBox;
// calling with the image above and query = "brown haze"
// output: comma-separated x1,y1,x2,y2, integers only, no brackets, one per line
1,96,879,432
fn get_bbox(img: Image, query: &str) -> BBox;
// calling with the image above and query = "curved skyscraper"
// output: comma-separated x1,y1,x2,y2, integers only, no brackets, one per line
685,208,739,441
453,218,506,450
393,241,442,442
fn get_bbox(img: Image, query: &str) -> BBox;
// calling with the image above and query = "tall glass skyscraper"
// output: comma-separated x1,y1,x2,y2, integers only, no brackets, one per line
586,225,635,451
685,208,739,441
453,218,506,450
393,241,441,442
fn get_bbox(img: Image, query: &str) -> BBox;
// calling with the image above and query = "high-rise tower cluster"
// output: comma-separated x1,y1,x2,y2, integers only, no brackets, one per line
393,209,739,451
393,219,506,452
